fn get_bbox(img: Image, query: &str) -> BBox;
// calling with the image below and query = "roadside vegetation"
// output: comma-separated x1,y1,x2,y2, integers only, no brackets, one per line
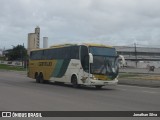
119,73,160,80
0,64,26,71
119,73,141,78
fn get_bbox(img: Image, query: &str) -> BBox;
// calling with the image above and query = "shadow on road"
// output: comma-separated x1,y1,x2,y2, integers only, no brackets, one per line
30,81,115,91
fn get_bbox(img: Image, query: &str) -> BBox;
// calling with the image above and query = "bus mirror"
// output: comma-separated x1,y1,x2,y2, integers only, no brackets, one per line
89,53,93,63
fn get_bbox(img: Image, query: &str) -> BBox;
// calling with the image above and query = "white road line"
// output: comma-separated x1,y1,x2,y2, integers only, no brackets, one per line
118,85,160,94
118,84,160,90
142,91,158,94
118,88,127,91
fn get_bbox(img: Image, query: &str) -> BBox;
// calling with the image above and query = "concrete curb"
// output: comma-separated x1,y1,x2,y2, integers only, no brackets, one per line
0,69,27,75
118,79,160,87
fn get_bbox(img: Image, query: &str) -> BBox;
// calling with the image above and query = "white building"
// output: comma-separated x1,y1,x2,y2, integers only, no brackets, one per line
43,37,48,48
0,49,2,56
27,26,40,55
115,46,160,68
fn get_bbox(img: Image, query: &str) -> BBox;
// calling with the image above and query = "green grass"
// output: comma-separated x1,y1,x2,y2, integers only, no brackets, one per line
119,72,160,80
119,73,141,78
0,64,26,71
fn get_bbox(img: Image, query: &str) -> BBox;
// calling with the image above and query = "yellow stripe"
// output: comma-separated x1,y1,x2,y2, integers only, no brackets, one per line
94,74,109,80
83,43,113,48
29,60,57,80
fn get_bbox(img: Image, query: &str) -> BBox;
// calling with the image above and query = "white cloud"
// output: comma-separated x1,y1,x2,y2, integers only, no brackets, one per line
0,0,160,49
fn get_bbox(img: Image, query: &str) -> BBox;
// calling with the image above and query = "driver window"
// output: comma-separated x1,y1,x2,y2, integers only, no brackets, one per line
81,46,89,72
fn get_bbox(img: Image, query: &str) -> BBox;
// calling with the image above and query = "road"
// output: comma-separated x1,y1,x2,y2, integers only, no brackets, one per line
0,70,160,112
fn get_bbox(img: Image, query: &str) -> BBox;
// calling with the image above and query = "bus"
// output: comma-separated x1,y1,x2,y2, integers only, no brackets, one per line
28,43,119,89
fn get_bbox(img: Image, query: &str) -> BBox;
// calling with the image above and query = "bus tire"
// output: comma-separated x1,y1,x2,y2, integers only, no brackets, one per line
95,85,103,89
71,75,80,88
35,73,40,83
39,73,45,84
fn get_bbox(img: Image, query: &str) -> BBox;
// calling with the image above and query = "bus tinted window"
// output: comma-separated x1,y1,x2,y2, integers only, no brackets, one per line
89,47,116,56
30,50,43,60
30,46,79,60
81,46,89,72
70,46,79,59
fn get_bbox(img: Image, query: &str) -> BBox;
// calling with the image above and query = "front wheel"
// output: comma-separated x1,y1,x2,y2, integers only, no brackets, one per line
71,75,80,88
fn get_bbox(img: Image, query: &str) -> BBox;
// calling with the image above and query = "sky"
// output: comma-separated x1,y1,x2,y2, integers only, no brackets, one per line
0,0,160,49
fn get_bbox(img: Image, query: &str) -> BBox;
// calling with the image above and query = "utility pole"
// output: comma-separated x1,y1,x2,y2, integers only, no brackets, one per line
134,43,137,68
3,46,5,57
22,43,24,68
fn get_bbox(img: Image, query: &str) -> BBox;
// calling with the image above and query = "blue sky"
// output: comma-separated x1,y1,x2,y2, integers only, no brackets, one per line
0,0,160,49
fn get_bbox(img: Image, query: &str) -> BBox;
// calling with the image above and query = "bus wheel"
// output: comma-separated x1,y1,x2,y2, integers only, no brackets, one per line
35,74,40,83
39,74,45,84
95,85,103,89
71,75,79,88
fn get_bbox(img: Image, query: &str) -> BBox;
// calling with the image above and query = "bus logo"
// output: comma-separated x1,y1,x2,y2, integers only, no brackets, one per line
39,62,52,66
2,112,11,117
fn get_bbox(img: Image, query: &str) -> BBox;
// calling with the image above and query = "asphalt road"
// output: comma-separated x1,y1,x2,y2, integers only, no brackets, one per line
0,70,160,112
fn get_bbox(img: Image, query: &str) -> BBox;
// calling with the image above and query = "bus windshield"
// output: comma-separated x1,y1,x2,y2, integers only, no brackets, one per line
89,47,119,79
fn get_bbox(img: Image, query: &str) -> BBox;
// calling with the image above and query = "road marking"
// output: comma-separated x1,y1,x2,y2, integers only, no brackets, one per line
118,88,127,91
118,85,160,90
118,85,160,94
142,91,158,94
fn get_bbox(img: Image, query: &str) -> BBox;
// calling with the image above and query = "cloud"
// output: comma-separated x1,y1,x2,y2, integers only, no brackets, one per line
0,0,160,49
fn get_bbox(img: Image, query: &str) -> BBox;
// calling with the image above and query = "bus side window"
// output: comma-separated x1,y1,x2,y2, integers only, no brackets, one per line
81,46,89,72
30,52,33,60
83,55,89,72
31,51,43,60
70,46,79,59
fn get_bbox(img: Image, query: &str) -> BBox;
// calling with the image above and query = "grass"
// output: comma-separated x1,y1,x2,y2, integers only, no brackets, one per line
0,64,26,71
119,73,141,78
119,73,160,80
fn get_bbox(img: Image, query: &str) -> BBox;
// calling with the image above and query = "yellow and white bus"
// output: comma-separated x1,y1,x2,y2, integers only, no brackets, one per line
28,43,119,89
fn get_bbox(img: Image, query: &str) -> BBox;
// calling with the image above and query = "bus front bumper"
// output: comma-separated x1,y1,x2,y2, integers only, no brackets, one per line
83,78,118,86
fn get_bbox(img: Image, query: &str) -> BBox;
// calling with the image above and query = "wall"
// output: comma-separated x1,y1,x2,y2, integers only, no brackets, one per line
125,61,160,68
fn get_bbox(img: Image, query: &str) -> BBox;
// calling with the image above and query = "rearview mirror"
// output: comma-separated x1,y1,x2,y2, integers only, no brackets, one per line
89,53,93,63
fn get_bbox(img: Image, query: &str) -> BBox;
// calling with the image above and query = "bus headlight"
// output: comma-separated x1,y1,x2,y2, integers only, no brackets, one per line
90,76,97,80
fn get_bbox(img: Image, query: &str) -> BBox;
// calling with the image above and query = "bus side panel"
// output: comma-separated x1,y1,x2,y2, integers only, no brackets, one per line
51,59,70,78
28,60,57,80
28,60,37,79
50,59,84,84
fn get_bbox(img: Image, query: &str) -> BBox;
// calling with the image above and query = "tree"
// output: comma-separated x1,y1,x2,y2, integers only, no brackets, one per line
5,45,28,61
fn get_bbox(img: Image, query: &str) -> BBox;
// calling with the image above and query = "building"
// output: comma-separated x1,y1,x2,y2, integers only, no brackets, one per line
115,46,160,68
0,49,2,57
43,37,48,48
27,26,40,54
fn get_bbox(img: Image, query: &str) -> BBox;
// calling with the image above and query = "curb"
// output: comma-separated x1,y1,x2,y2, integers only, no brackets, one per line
0,69,27,74
118,79,160,88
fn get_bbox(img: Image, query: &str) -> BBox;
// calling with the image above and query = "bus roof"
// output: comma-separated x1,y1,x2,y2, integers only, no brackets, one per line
50,44,77,48
30,43,113,52
50,43,113,48
83,43,113,48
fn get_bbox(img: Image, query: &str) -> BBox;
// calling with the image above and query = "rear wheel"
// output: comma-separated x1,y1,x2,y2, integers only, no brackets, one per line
35,74,40,83
39,73,45,84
